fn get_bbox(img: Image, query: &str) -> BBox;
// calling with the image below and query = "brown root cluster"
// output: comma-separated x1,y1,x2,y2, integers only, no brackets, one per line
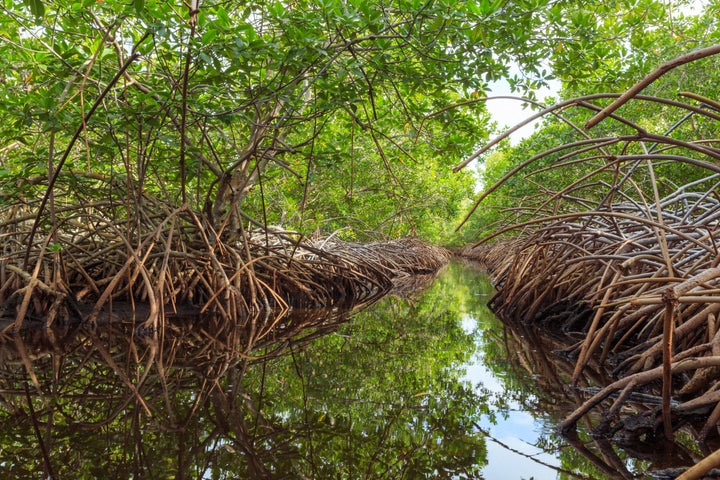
0,261,446,478
0,251,448,478
459,46,720,474
0,173,448,333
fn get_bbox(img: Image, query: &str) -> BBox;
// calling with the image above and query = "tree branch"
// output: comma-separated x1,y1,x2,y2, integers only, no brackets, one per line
585,44,720,129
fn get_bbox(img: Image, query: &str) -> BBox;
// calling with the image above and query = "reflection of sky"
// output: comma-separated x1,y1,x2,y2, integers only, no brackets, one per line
461,315,562,480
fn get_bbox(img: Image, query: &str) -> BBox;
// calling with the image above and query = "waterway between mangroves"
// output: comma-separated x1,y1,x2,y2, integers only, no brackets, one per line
0,260,703,478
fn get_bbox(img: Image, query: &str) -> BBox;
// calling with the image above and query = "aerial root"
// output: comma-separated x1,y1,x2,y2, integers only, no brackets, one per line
0,175,449,333
459,50,720,458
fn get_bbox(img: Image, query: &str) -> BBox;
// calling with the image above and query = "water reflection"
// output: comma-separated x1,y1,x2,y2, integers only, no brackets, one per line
0,264,488,479
461,260,713,480
0,261,711,479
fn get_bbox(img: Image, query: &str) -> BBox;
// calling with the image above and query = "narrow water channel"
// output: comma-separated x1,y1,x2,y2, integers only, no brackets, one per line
0,261,699,478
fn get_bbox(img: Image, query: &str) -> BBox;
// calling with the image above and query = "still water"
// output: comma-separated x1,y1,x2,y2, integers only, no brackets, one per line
0,261,699,478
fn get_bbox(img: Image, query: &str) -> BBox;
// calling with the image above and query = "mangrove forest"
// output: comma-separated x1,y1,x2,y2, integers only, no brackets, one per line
3,0,720,478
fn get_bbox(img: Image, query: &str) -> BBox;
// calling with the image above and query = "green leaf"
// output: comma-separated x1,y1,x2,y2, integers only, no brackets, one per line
24,0,44,18
198,52,213,65
216,6,230,28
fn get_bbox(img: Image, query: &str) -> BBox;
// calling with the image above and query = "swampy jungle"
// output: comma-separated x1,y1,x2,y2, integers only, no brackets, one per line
3,0,720,478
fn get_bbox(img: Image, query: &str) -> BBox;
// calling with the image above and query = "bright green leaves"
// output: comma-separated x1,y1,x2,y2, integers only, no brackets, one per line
4,0,704,242
467,0,720,237
266,0,288,21
69,0,94,11
22,0,44,18
213,5,231,29
474,0,506,16
546,0,703,92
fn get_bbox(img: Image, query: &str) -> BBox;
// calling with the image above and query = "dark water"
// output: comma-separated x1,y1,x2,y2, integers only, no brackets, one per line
0,261,705,478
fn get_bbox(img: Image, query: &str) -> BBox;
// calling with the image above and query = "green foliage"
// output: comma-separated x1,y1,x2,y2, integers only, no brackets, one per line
457,2,720,239
5,0,698,243
1,0,499,242
543,0,701,93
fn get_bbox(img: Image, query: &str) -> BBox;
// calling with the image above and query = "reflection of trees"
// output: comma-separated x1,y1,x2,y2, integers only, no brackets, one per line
230,262,489,478
481,312,718,479
0,263,490,479
0,307,364,479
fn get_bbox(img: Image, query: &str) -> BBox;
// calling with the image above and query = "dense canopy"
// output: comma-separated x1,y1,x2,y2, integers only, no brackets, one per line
2,0,706,242
4,0,720,478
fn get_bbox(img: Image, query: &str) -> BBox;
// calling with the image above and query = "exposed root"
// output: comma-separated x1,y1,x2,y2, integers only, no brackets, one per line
0,174,448,332
458,46,720,469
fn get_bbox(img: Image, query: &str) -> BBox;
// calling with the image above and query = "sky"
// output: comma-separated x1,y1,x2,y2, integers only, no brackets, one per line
484,73,562,144
461,314,565,480
466,69,561,189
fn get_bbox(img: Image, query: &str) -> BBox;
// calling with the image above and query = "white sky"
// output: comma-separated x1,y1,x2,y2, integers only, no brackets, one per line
484,72,561,144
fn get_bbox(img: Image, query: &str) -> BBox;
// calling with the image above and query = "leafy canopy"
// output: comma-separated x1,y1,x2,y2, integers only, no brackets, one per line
3,0,699,241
